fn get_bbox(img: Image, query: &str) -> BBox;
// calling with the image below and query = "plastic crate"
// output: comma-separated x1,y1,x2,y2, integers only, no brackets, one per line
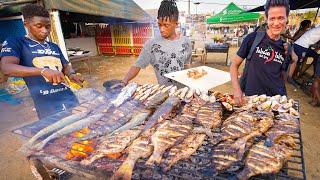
99,46,114,54
133,47,142,55
114,46,133,55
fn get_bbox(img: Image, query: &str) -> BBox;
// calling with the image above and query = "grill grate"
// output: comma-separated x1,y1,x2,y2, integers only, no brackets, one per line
29,101,306,180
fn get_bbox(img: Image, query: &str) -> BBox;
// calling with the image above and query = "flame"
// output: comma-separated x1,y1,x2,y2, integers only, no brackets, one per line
71,127,90,138
106,152,122,159
66,127,95,160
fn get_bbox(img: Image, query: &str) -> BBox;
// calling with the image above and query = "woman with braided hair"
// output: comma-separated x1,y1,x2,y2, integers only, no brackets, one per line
122,0,192,87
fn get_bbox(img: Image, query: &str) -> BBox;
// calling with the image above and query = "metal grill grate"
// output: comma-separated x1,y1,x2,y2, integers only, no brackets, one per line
29,101,306,180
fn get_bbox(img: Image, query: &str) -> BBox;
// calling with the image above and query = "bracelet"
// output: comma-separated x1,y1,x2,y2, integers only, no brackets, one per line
40,68,47,76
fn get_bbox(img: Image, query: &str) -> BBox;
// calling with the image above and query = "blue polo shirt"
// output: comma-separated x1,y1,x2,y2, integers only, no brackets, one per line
237,32,287,96
0,37,78,118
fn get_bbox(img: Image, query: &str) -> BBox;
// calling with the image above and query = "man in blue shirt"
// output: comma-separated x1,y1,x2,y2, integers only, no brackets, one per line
0,4,82,119
230,0,290,105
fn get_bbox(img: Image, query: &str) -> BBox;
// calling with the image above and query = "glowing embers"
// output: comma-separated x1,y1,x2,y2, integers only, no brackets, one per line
66,128,94,160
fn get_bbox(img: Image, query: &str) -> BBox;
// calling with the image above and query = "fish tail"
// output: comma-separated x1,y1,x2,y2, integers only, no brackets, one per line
146,152,162,166
112,159,135,180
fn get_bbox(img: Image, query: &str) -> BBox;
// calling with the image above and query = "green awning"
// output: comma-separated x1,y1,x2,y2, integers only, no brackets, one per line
0,0,151,22
207,2,260,24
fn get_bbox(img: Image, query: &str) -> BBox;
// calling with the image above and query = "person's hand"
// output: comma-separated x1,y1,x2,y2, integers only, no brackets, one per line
233,88,244,106
41,68,66,84
69,73,84,85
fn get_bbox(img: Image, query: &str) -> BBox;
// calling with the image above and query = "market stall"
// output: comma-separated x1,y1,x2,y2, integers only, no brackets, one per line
15,81,306,179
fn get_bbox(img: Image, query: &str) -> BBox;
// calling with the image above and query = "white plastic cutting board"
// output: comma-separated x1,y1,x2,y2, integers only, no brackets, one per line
164,66,231,92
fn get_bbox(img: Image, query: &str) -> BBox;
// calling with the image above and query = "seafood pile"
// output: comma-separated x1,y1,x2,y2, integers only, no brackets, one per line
22,82,302,179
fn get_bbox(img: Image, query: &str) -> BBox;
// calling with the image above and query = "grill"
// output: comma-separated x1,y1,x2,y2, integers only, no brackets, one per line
24,101,306,180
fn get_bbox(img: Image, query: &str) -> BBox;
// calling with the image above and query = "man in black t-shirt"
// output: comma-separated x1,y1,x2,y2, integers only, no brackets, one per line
230,0,290,105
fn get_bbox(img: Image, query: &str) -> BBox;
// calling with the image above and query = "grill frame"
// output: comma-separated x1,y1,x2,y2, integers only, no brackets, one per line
27,101,306,180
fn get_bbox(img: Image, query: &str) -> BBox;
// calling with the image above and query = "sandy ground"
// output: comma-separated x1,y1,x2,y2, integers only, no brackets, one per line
0,47,319,179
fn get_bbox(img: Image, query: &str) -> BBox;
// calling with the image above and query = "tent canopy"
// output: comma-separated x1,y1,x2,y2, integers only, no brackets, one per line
248,0,320,12
207,2,260,24
0,0,151,23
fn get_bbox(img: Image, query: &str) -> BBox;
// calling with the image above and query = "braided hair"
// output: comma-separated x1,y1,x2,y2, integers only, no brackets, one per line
157,0,179,21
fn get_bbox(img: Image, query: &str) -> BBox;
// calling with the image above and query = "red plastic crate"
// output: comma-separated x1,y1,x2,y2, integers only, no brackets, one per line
115,46,132,55
99,46,114,54
133,47,142,55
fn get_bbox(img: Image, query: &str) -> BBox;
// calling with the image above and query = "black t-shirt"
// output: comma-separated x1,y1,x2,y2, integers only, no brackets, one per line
237,32,287,96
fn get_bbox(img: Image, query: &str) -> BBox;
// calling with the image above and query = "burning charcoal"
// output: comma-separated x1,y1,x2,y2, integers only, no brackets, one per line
132,172,140,179
141,169,154,179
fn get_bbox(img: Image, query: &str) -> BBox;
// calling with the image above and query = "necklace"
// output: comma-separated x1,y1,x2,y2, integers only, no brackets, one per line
25,36,51,50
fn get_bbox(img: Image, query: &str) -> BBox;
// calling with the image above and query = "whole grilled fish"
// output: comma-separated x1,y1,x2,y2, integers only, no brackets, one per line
146,116,193,166
111,128,155,180
162,133,206,171
80,128,142,165
142,96,181,132
237,136,296,180
20,111,90,153
34,114,104,150
194,102,222,137
111,82,138,107
212,111,273,145
212,139,253,172
110,109,152,135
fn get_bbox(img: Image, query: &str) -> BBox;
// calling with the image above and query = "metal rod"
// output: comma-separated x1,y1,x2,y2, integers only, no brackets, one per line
0,0,37,6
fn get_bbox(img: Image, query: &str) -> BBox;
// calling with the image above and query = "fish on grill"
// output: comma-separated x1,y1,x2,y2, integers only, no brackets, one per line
212,139,253,172
79,100,140,141
110,109,152,135
34,114,104,150
80,128,142,165
266,113,299,145
162,133,206,171
144,92,169,109
194,102,223,137
20,111,90,153
237,135,296,180
146,115,193,166
142,96,181,132
111,128,155,180
212,111,273,145
111,82,138,107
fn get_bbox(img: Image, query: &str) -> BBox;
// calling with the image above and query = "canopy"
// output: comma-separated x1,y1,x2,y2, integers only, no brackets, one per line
0,0,151,22
248,0,320,12
206,2,260,24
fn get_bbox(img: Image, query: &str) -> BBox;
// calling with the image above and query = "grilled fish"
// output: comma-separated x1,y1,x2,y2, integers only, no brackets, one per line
162,133,206,171
143,96,181,132
266,113,299,145
111,82,138,107
79,100,140,141
34,114,104,150
194,102,223,137
111,129,155,180
212,111,272,145
237,136,296,180
110,109,152,135
146,116,193,165
80,128,142,165
212,139,253,172
144,92,169,109
20,111,90,152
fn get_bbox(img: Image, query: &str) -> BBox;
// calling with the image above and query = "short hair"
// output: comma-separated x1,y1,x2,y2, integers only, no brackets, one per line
157,0,179,21
21,4,49,20
264,0,290,18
